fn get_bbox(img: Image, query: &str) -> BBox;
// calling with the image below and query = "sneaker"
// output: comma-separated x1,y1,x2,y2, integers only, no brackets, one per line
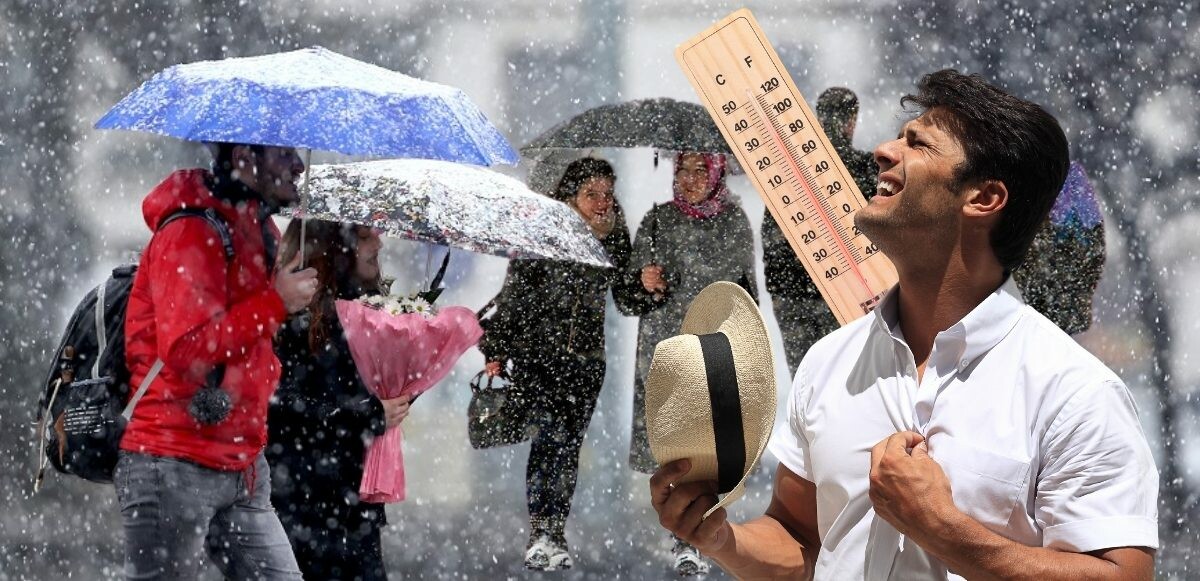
672,537,711,577
525,535,573,571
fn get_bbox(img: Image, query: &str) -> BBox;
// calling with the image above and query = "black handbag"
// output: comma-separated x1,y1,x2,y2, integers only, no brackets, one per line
467,371,537,449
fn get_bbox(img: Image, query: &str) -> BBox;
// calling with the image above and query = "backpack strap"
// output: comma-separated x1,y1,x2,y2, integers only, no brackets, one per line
93,280,107,379
33,377,65,492
122,359,163,421
158,208,235,263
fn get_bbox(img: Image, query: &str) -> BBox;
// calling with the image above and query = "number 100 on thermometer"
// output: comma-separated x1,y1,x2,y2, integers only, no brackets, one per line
676,9,897,325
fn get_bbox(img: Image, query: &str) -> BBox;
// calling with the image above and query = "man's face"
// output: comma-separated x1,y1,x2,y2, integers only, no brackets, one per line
854,110,968,259
243,146,305,208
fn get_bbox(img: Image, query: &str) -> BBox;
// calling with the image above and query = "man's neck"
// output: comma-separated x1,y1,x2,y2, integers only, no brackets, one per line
894,252,1005,370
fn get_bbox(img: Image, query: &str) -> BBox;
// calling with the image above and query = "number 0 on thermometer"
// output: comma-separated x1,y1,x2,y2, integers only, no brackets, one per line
676,9,897,325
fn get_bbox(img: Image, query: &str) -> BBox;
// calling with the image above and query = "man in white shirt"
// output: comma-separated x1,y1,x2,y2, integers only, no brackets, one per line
649,69,1158,579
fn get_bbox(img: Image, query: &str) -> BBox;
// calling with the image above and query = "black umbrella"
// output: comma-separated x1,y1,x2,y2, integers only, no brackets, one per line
521,97,732,155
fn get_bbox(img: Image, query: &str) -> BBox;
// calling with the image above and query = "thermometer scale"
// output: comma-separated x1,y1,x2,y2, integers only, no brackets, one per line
676,9,897,325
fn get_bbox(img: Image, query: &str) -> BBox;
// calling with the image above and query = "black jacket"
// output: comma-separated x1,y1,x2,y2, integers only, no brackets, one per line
480,215,632,367
267,307,387,526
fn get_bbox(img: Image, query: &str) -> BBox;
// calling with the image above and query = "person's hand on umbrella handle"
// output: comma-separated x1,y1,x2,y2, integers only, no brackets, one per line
275,253,319,313
381,394,412,429
484,360,505,378
641,264,668,298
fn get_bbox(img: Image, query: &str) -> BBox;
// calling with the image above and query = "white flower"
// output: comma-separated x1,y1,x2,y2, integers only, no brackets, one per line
384,296,408,316
408,296,433,317
358,291,438,318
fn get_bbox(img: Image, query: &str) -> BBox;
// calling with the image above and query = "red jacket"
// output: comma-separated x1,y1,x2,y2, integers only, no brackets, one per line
122,169,288,470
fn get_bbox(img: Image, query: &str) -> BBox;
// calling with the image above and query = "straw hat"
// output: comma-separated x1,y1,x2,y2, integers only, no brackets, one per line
645,281,777,517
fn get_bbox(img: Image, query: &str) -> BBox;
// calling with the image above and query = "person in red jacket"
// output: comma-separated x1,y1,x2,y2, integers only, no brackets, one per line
118,142,318,580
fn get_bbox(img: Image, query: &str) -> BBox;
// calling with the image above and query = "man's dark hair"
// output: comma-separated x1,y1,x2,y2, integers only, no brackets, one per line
816,87,859,140
210,142,265,182
553,157,616,202
901,69,1069,271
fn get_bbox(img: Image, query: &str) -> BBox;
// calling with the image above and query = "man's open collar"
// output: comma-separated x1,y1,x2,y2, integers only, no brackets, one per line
871,278,1026,366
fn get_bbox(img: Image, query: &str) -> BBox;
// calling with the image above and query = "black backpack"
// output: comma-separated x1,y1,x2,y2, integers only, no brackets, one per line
33,208,234,489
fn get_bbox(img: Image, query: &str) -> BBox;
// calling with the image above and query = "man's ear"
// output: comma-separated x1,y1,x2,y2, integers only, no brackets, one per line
230,145,257,174
964,180,1007,220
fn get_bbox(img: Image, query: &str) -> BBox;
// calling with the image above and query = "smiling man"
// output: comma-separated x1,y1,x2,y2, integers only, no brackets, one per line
649,70,1159,580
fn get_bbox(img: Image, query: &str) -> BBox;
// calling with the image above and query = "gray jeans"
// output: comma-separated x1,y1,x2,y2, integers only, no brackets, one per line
114,451,301,580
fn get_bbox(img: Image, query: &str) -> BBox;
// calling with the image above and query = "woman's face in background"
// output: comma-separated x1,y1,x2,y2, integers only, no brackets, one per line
353,226,384,283
675,153,710,204
572,176,615,222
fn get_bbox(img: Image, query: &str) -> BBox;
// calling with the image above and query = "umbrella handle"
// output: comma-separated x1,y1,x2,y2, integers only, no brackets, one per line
428,248,451,293
298,148,313,268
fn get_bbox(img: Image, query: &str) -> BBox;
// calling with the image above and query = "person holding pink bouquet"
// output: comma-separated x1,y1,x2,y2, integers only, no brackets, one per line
267,220,410,581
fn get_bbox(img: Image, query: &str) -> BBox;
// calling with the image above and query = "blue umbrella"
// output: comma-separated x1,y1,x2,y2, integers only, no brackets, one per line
95,46,517,165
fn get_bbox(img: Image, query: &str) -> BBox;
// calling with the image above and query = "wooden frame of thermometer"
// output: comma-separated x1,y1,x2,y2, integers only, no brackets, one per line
676,9,897,325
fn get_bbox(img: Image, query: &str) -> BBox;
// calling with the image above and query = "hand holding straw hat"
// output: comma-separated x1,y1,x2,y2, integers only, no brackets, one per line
645,281,777,519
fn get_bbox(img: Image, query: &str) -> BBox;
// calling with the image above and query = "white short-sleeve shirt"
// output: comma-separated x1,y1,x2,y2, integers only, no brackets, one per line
768,279,1158,581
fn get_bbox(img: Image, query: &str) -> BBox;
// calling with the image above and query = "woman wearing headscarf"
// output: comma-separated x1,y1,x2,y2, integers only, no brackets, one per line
267,220,411,581
615,151,757,576
479,157,632,571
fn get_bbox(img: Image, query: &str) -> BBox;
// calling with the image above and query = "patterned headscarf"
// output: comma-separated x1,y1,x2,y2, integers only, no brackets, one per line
671,152,732,220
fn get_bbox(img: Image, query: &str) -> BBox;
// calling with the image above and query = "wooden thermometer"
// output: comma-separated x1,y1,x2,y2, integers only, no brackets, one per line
676,9,898,325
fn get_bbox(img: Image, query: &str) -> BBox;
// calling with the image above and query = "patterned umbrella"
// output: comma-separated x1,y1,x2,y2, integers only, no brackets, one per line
521,97,732,155
281,159,611,267
1013,161,1106,334
96,46,516,164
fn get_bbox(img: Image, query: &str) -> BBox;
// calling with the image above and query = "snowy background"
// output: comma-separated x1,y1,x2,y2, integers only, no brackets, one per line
2,0,1197,578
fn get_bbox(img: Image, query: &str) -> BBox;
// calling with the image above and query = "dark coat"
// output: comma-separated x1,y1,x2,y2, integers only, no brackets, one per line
615,201,758,373
479,213,632,367
614,200,757,472
1012,221,1105,335
267,308,387,528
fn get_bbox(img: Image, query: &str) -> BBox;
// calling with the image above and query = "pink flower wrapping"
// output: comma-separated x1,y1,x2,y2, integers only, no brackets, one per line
336,299,483,503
